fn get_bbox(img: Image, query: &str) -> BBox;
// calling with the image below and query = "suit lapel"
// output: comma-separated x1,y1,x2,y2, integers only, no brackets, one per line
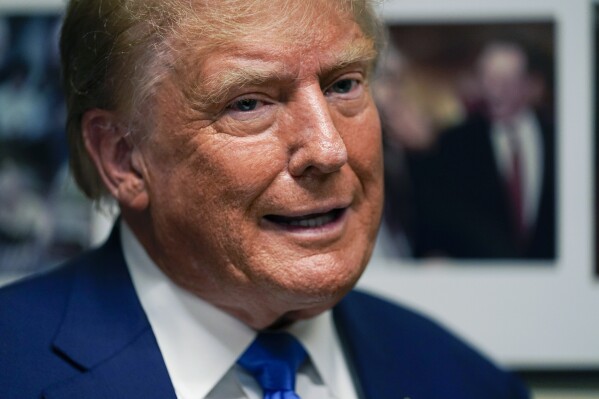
333,292,401,399
44,226,176,399
44,329,175,399
467,116,513,219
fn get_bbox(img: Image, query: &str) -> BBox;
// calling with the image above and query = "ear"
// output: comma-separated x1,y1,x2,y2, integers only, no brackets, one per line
82,109,149,211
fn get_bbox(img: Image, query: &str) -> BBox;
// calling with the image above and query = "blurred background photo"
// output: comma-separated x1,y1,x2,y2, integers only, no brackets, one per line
0,14,92,285
374,21,557,261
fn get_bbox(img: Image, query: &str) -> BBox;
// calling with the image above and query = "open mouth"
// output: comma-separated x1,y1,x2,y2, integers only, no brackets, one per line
263,208,346,229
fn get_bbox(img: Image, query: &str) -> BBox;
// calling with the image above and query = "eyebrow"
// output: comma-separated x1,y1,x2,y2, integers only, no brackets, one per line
329,37,378,73
185,37,377,109
188,64,290,108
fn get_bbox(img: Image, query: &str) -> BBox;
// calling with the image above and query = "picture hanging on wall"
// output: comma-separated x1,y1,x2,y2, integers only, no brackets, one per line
374,20,557,262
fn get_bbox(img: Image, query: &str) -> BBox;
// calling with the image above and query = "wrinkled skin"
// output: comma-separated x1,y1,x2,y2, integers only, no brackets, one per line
84,1,384,329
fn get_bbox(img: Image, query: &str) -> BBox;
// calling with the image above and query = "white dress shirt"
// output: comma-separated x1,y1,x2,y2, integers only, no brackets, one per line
490,110,544,229
121,222,359,399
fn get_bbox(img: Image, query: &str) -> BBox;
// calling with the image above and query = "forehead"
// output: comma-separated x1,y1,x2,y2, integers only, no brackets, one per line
164,0,375,104
171,0,367,67
185,0,353,39
480,47,526,77
204,26,371,74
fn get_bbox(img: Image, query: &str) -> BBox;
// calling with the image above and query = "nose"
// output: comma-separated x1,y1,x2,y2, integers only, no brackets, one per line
287,86,348,177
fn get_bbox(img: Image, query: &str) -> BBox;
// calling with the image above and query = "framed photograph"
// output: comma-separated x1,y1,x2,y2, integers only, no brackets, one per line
374,21,556,261
362,0,599,369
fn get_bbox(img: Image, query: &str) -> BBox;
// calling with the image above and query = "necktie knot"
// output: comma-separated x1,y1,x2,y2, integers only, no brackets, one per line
238,332,307,399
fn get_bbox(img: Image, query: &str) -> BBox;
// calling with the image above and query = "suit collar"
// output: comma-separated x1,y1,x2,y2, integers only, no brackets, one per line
46,224,176,398
333,292,376,399
52,225,148,369
333,291,404,399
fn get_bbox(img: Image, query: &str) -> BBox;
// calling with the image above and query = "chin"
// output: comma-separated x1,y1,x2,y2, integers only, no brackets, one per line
272,298,346,329
283,260,364,307
292,253,366,292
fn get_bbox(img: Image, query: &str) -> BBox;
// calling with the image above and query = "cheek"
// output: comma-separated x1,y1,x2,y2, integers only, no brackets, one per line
343,106,384,236
343,106,384,186
142,132,290,272
200,140,287,209
149,130,287,208
144,134,289,266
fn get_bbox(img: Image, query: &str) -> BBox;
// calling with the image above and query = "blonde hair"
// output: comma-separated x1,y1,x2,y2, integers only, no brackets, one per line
60,0,383,199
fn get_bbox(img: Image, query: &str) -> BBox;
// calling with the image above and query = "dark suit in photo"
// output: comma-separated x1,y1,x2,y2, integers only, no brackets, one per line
407,112,556,260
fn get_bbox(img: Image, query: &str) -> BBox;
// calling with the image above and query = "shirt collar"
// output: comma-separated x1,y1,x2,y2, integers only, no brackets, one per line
120,221,341,398
287,312,343,398
122,221,254,398
493,109,535,136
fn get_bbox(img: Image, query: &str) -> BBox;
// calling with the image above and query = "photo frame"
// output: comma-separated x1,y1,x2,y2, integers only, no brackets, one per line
375,21,556,261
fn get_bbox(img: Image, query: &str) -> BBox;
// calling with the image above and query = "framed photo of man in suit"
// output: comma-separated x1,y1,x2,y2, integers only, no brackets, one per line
373,20,557,261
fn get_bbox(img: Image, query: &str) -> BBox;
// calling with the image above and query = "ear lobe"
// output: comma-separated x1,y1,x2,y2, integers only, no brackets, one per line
82,109,149,211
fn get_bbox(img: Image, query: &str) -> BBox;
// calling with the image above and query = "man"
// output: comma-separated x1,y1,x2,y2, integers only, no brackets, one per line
409,41,556,259
0,1,528,398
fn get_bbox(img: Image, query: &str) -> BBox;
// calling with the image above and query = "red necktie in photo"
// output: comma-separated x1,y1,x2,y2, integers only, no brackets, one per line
506,131,526,240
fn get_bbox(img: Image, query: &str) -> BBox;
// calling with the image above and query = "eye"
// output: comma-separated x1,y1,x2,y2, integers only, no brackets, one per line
327,79,358,95
324,76,364,101
228,98,261,112
220,94,276,125
323,75,367,116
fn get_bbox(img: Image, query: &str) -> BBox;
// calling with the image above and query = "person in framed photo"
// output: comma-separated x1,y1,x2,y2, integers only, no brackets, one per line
408,40,556,260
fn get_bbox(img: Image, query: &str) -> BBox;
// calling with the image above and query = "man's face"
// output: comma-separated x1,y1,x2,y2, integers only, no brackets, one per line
479,47,530,122
130,2,383,328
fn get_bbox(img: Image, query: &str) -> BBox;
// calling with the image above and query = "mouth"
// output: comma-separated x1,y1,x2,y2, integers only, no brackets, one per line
263,208,346,230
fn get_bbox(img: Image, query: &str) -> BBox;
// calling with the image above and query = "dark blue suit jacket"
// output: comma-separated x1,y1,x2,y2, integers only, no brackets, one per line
0,226,528,398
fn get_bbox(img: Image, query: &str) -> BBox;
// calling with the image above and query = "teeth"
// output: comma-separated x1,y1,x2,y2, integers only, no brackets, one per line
287,213,336,228
266,209,342,228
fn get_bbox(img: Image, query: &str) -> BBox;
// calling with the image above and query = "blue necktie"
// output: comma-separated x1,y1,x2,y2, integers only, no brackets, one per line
237,332,307,399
